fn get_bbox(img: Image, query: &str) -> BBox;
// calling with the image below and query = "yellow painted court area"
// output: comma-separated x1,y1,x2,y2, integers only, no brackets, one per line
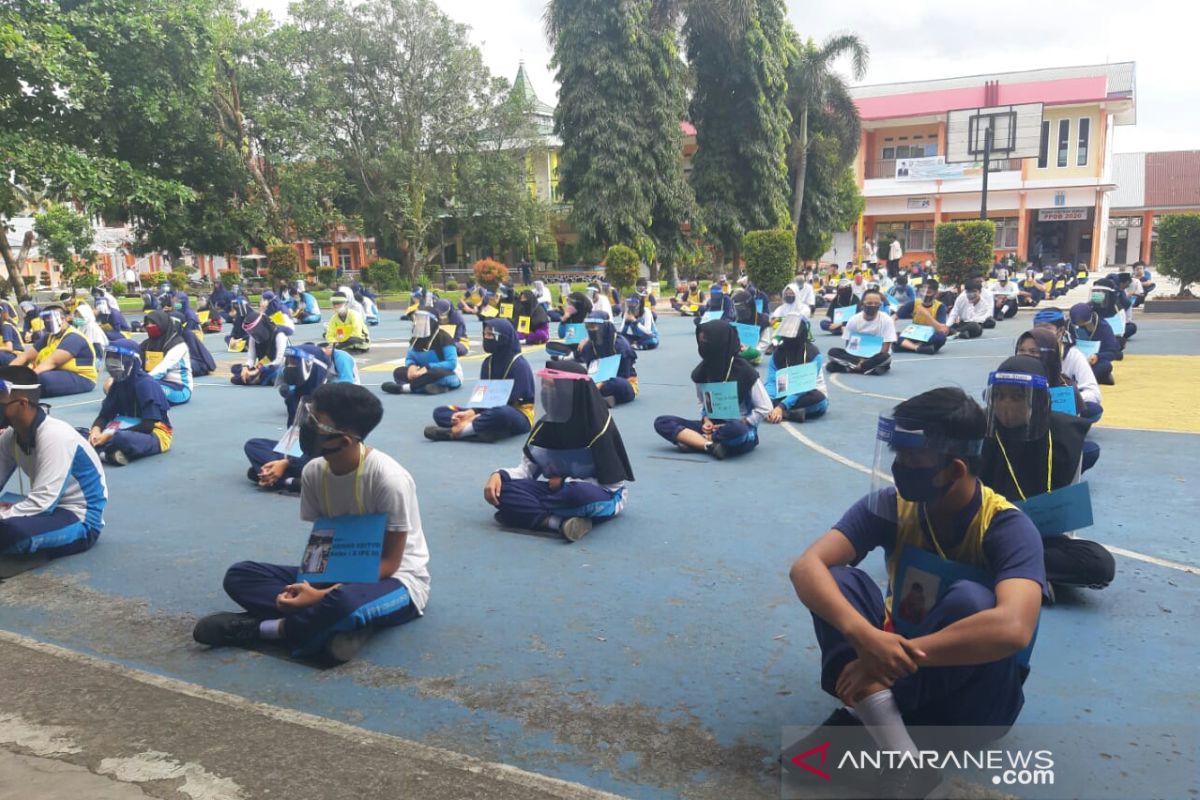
361,344,546,372
1095,355,1200,434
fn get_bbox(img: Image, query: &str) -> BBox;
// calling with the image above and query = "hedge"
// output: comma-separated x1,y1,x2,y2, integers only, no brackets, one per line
742,229,796,295
604,244,640,290
1155,213,1200,294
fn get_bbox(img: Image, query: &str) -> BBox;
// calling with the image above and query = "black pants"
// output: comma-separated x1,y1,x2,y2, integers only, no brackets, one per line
951,319,994,339
391,366,453,392
827,348,891,374
1044,535,1115,589
994,299,1018,320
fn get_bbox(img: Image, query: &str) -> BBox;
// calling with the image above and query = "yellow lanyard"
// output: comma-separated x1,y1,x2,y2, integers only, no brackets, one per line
994,432,1053,502
919,505,951,560
322,444,366,517
485,355,515,381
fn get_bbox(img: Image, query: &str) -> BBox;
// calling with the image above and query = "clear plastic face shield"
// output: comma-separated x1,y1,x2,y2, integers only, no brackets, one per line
985,370,1049,442
412,312,433,339
331,296,348,316
777,312,804,340
869,415,984,516
294,280,306,294
537,369,583,423
95,299,110,316
104,349,137,382
40,309,64,335
283,347,315,387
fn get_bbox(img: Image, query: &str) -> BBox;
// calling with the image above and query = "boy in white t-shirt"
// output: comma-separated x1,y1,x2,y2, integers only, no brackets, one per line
194,383,429,663
826,290,897,375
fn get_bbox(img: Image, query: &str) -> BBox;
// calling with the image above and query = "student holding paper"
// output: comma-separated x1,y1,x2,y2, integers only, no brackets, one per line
484,363,634,542
426,319,534,443
671,281,706,316
433,299,471,356
381,311,463,395
819,281,859,335
1017,268,1046,307
0,365,107,559
244,345,331,493
196,383,429,663
79,340,172,466
695,284,735,327
1087,280,1129,354
1033,310,1103,422
886,274,915,309
826,290,896,375
546,292,592,361
579,311,638,407
980,357,1114,598
324,293,370,353
1068,303,1118,386
947,279,995,339
513,289,550,345
1014,331,1099,473
289,280,322,325
788,388,1043,793
586,283,613,318
764,314,828,424
895,280,949,354
231,312,290,387
619,295,659,351
653,320,771,460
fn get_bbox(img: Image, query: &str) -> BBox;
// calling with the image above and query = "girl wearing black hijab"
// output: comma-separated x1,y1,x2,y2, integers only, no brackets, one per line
764,313,828,424
653,320,772,459
1015,328,1100,473
619,294,659,350
231,311,290,386
425,319,534,443
820,280,859,335
980,355,1115,597
546,291,592,361
484,363,634,542
580,310,638,407
140,310,193,404
513,289,550,345
382,310,463,395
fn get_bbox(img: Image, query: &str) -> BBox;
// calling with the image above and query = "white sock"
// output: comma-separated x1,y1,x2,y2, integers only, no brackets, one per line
258,619,285,640
545,514,563,531
457,422,476,439
853,689,918,756
399,384,411,394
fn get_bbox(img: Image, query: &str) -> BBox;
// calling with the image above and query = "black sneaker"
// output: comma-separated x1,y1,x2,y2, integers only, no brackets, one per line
381,381,405,394
325,628,370,664
781,708,870,783
193,612,260,647
277,477,300,494
424,426,453,442
709,442,728,460
247,467,260,484
786,408,808,423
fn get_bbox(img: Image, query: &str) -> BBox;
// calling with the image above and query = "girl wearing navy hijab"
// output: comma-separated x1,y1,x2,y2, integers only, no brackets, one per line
694,283,735,327
425,319,534,442
243,344,330,493
381,310,463,395
579,311,638,407
654,320,771,459
484,363,634,542
80,339,172,466
619,294,659,350
513,289,550,345
546,291,592,361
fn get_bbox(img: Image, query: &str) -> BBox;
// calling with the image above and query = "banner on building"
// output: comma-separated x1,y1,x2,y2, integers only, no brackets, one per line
907,197,932,210
895,156,968,182
1038,208,1089,222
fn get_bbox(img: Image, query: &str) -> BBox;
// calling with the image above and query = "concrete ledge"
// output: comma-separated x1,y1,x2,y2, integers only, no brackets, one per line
1144,299,1200,313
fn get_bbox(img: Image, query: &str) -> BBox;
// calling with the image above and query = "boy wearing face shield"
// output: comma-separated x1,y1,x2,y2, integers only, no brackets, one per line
243,345,330,493
484,365,634,541
826,290,895,375
1068,303,1118,385
764,314,828,424
895,280,949,354
0,366,107,559
579,311,638,407
788,388,1043,779
979,358,1113,599
196,383,429,664
323,294,370,353
9,305,98,397
947,278,995,339
80,340,173,466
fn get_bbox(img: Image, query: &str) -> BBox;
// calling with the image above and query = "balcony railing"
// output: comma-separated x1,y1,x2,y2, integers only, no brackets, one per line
865,158,1022,180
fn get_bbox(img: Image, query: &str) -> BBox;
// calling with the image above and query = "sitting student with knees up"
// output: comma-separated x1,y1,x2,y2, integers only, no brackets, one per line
731,288,767,364
195,383,429,664
787,387,1043,797
513,289,551,345
1068,303,1119,386
1033,309,1103,423
585,283,613,318
433,299,470,356
1014,329,1100,473
764,313,828,424
1017,268,1046,307
484,363,634,542
820,280,859,335
619,294,659,351
990,269,1020,321
316,341,360,385
947,278,995,339
980,357,1114,602
138,311,193,405
91,293,132,341
895,279,949,354
0,302,25,366
381,310,462,395
0,366,107,559
579,311,638,407
546,291,592,362
671,281,706,317
826,289,896,375
9,305,97,398
81,340,172,466
244,345,330,494
694,282,735,327
654,320,771,460
289,280,322,325
232,312,290,387
427,319,533,443
324,292,370,353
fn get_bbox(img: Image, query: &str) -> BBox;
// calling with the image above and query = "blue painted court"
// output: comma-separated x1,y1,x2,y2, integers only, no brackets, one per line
0,307,1196,799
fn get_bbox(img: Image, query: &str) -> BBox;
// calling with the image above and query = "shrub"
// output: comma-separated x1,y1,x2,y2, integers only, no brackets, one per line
363,258,402,291
604,244,640,290
934,220,996,287
266,244,299,285
445,279,459,291
167,271,189,291
145,270,167,289
71,270,100,290
109,281,126,297
219,270,241,290
742,229,797,295
473,258,509,290
537,240,559,265
315,267,337,288
306,257,321,270
1155,213,1200,295
562,242,579,266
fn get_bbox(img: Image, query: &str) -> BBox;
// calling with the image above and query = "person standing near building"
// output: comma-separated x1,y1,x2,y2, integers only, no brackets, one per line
887,238,903,278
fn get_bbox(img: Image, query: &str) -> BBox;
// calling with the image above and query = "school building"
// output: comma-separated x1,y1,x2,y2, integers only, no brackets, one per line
1107,150,1200,265
848,62,1137,270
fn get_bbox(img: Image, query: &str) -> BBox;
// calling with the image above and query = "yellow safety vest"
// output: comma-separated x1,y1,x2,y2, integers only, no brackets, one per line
37,329,98,382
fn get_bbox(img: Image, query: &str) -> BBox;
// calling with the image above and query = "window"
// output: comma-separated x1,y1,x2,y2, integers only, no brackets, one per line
882,147,895,160
992,218,1019,249
1057,119,1070,168
895,145,910,159
338,247,352,270
1077,118,1090,166
874,222,907,251
907,221,935,251
1038,121,1049,168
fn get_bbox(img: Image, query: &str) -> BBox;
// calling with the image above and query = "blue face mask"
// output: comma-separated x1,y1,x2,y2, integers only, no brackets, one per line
891,459,953,503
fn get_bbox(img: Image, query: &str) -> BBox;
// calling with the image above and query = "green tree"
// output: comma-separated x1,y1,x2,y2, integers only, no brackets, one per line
742,229,795,294
547,0,694,263
686,0,794,270
266,243,299,285
787,33,868,233
1155,213,1200,295
795,137,864,262
935,220,995,287
33,204,97,288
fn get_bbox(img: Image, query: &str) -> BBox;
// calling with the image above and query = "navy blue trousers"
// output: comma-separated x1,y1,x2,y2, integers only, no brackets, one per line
222,561,418,657
0,507,99,558
653,416,759,457
431,405,531,441
1082,440,1100,473
231,364,282,386
599,376,636,405
38,370,95,398
243,437,307,480
495,474,622,530
812,566,1026,728
75,427,163,463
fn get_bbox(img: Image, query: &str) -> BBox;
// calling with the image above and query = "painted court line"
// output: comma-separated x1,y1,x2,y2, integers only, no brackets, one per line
779,422,1200,577
827,373,905,402
0,629,624,800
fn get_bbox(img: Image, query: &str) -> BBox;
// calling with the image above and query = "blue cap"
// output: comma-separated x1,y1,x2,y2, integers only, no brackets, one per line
1033,309,1065,326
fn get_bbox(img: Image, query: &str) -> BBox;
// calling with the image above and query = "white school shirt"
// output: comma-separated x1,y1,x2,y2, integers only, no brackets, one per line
992,281,1017,298
948,292,994,325
0,415,107,530
1061,347,1102,406
300,449,430,613
795,282,816,309
843,313,898,343
245,331,290,368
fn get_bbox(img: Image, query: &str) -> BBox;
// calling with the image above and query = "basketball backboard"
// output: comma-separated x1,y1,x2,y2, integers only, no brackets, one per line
946,103,1044,164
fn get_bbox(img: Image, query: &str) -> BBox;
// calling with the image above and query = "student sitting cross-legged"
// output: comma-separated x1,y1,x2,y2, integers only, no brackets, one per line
194,383,429,664
483,363,634,542
382,311,463,395
825,290,896,375
81,340,173,467
895,280,950,354
244,344,331,494
763,314,828,425
9,305,97,398
0,366,108,559
425,319,533,443
787,388,1043,797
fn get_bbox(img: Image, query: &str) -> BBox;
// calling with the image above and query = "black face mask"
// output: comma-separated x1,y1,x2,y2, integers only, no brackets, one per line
482,335,500,354
298,419,350,458
783,292,796,304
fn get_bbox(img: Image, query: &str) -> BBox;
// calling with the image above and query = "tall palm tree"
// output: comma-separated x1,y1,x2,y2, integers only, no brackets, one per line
788,33,868,233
